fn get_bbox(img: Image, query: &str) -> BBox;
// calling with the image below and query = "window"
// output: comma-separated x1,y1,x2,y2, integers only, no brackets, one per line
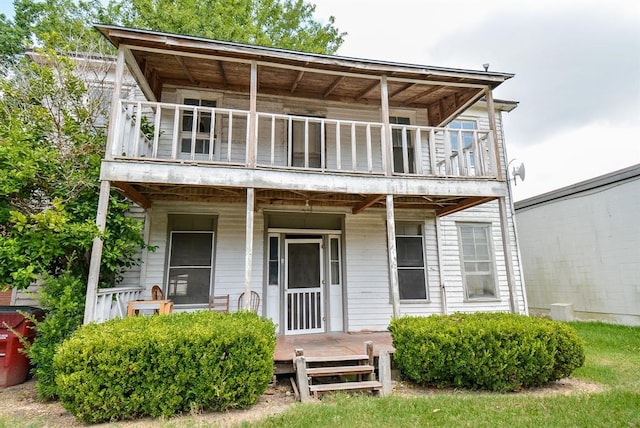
181,98,216,155
391,116,414,173
268,235,280,286
290,116,322,168
166,215,216,305
449,119,477,165
395,222,427,300
458,223,497,299
329,237,341,285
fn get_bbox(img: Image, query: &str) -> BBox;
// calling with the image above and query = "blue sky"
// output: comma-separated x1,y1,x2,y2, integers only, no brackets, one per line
2,0,639,200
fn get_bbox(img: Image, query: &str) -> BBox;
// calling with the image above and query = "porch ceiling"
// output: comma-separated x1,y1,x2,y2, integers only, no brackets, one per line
112,182,497,216
95,25,513,127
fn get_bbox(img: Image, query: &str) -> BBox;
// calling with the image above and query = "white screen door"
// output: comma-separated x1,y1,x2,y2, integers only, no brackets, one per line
285,239,324,334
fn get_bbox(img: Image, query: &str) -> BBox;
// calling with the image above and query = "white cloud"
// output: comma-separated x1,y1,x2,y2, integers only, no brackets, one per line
313,0,640,200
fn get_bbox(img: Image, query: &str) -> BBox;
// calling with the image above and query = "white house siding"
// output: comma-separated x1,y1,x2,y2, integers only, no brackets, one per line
344,210,393,331
516,169,640,326
140,201,264,311
440,201,523,314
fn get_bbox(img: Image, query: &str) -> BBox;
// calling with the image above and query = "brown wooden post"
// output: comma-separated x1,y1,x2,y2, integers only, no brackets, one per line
83,180,111,324
243,187,255,311
386,195,401,318
365,341,375,381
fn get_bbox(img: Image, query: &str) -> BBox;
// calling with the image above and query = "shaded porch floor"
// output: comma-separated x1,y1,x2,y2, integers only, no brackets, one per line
274,332,394,374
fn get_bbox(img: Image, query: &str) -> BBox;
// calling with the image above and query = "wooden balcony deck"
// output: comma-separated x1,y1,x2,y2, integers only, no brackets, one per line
274,332,394,374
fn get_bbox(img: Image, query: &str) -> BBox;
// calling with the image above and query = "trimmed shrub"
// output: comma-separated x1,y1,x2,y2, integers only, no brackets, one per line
53,310,275,423
389,313,584,392
25,271,85,400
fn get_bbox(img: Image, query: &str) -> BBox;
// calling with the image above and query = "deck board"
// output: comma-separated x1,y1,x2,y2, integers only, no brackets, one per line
274,332,394,363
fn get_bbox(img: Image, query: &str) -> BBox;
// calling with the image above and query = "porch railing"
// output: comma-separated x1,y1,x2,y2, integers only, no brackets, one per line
93,286,144,323
110,100,498,179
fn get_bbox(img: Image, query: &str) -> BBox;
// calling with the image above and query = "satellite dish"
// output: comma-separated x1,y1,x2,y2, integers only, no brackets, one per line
512,162,525,186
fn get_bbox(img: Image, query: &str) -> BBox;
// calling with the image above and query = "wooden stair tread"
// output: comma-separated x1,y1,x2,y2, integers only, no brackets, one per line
306,364,375,377
309,380,382,393
304,354,369,364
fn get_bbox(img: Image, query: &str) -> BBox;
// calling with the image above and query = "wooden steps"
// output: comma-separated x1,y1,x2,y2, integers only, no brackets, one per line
309,380,382,394
293,341,392,401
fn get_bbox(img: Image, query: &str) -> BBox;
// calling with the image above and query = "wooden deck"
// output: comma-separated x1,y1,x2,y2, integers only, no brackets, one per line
274,332,395,374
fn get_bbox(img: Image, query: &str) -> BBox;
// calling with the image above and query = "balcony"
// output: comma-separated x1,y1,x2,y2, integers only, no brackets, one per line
110,99,498,179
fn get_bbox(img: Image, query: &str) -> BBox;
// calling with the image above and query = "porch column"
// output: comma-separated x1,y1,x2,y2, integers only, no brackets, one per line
243,187,255,310
380,76,393,176
434,216,448,315
499,197,519,314
385,195,401,318
105,48,126,161
247,61,258,168
83,180,111,324
484,86,503,180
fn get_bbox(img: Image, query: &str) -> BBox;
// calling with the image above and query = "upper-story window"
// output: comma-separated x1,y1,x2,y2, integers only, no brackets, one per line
449,119,477,154
289,116,323,168
391,116,414,173
181,98,217,155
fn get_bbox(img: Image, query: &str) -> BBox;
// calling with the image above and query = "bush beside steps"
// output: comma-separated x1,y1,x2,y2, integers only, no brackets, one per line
53,311,276,424
389,312,585,392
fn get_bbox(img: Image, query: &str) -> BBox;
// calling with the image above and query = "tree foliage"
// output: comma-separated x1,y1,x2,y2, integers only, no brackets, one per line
0,0,345,57
0,47,151,290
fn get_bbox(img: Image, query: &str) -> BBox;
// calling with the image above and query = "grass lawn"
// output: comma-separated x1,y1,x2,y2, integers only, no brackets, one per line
248,322,640,428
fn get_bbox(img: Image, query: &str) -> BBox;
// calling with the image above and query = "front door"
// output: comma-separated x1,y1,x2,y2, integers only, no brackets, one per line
285,239,324,334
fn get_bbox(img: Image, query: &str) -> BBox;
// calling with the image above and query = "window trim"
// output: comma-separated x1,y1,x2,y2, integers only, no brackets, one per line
395,221,429,302
164,214,217,307
456,222,500,301
177,91,221,158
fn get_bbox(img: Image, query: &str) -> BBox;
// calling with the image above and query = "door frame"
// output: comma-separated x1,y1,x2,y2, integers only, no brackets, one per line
284,238,324,335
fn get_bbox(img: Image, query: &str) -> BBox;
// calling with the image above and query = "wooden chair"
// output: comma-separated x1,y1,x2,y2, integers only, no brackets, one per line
151,285,164,300
209,294,230,312
237,291,260,312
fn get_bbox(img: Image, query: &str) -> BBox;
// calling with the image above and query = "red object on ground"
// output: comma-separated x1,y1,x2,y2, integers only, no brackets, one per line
0,306,46,387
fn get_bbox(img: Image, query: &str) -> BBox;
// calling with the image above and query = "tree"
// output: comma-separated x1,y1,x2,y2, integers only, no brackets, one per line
0,47,154,399
0,47,151,290
113,0,345,54
0,0,345,58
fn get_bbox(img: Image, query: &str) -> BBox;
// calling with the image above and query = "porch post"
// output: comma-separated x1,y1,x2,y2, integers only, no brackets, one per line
380,76,393,176
385,195,401,318
247,61,258,168
83,180,111,324
105,48,125,161
499,197,519,314
434,216,448,315
484,86,503,180
243,187,255,310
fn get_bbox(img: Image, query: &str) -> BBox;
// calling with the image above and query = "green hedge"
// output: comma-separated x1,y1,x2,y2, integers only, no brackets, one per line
389,313,585,392
53,310,276,423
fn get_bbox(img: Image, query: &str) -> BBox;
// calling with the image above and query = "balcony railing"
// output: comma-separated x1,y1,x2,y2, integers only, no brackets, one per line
92,286,144,323
110,100,498,179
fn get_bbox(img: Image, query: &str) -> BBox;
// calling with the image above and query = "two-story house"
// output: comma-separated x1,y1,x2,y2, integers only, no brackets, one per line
84,25,527,335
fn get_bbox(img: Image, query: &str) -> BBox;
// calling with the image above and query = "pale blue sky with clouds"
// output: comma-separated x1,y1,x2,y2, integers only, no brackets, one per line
2,0,639,200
